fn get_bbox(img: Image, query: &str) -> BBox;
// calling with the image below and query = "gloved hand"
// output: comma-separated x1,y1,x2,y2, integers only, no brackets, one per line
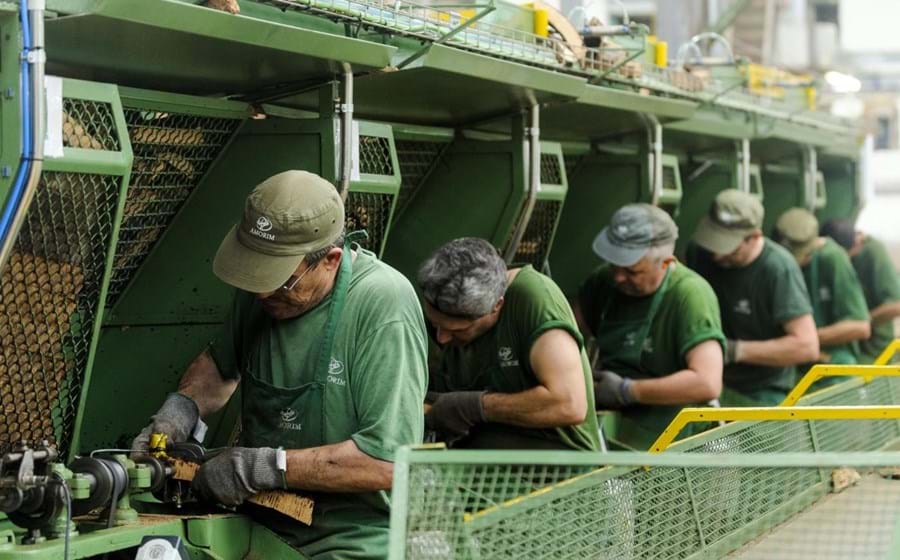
131,393,201,455
724,339,741,365
192,447,285,507
425,391,486,441
593,369,635,410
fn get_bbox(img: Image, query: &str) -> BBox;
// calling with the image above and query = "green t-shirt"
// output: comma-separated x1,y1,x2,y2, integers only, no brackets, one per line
578,263,725,448
210,249,428,559
430,265,601,451
852,236,900,362
687,239,812,395
802,238,869,364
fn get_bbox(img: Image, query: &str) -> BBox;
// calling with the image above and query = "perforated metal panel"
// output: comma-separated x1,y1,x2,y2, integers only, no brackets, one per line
105,110,241,305
394,140,445,214
359,135,394,176
512,199,562,268
345,190,394,255
663,165,678,191
540,153,563,185
563,153,584,181
0,172,119,457
62,99,120,151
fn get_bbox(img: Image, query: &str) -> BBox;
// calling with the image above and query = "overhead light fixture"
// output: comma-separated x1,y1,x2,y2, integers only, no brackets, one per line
825,70,862,93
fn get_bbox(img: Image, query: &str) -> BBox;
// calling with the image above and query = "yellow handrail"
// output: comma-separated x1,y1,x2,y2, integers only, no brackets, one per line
875,339,900,366
780,364,900,406
650,405,900,453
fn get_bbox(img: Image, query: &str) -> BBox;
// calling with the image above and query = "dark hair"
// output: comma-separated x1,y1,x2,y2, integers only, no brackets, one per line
820,220,856,251
417,237,508,319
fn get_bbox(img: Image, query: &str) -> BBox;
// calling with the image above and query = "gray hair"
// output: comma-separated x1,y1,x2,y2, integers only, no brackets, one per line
417,237,508,319
645,241,676,263
305,230,346,266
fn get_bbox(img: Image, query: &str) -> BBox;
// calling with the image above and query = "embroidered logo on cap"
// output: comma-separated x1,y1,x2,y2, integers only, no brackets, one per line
250,215,276,241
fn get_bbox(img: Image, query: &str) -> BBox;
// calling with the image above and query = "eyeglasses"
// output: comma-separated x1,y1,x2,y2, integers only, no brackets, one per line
280,261,317,292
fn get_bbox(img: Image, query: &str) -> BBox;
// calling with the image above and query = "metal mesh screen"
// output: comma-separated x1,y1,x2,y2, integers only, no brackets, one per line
0,173,119,458
512,200,561,268
62,99,120,151
345,191,394,255
396,452,900,560
663,165,678,191
359,135,394,176
809,378,900,452
539,153,563,185
563,153,584,181
394,140,445,214
105,110,241,305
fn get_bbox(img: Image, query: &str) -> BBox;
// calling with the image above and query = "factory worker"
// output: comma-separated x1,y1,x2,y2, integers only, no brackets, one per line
573,204,725,450
687,189,819,406
821,220,900,363
132,171,428,559
774,209,869,383
417,237,600,451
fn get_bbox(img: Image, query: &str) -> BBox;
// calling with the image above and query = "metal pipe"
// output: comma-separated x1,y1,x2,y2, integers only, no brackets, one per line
504,102,540,263
803,145,817,211
639,113,662,205
737,138,750,192
0,0,45,274
338,64,353,202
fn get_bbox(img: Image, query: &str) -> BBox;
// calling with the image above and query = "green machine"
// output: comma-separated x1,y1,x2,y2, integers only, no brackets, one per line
0,0,870,557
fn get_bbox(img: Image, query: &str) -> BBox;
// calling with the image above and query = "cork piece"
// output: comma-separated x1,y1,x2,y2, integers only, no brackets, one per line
170,458,314,525
206,0,240,14
831,468,861,493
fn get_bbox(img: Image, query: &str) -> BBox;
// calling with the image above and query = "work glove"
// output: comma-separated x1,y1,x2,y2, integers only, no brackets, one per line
593,369,635,410
724,339,741,365
425,391,486,442
192,447,285,507
131,393,202,455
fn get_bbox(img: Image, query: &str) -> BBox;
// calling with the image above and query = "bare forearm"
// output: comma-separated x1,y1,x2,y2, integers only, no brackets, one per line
483,387,585,428
632,369,721,405
176,350,238,417
737,336,818,367
285,440,392,492
871,301,900,327
817,320,871,347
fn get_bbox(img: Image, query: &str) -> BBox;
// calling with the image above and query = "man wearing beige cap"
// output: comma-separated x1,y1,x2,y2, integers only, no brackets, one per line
775,208,870,377
575,203,725,449
132,170,428,559
687,189,819,406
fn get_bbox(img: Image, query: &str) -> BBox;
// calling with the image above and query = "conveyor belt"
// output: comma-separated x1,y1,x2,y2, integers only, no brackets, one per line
732,475,900,559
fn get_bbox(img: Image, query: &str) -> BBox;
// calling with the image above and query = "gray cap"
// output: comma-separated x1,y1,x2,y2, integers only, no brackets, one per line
592,203,679,267
692,189,764,255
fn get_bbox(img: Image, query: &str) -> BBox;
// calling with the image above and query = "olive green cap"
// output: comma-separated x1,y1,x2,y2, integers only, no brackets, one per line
774,207,819,263
592,203,679,267
213,170,344,293
692,189,764,255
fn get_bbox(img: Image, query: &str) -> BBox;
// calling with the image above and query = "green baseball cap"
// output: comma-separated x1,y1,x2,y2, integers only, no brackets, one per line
213,170,344,293
692,189,764,255
774,207,819,263
592,203,678,267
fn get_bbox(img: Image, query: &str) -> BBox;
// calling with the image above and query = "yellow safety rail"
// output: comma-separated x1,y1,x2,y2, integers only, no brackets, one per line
650,405,900,453
779,339,900,406
780,364,900,406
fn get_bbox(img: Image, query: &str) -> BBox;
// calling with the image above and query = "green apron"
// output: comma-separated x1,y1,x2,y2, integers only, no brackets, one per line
802,250,856,389
240,235,389,560
595,269,695,450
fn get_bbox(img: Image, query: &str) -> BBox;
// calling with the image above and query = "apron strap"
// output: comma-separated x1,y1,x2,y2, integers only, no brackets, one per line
808,249,823,327
313,234,360,384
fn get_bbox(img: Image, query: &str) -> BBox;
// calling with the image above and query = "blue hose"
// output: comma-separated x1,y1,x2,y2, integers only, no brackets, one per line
0,0,34,244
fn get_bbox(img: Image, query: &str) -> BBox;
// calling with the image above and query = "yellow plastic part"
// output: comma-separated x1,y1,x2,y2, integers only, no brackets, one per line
533,7,549,37
650,405,900,453
654,40,668,68
149,432,169,459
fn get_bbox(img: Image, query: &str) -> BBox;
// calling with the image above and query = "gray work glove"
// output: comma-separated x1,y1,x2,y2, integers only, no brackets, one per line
193,447,285,507
425,391,486,441
725,339,741,365
593,369,635,410
131,393,201,455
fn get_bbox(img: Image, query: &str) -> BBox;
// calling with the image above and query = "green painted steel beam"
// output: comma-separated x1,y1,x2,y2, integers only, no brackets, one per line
578,85,697,119
708,0,753,34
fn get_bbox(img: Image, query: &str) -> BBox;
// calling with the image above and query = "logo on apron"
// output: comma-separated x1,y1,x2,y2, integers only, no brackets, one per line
279,408,303,431
498,346,519,367
328,357,346,386
624,332,638,348
733,299,752,315
819,286,832,302
642,336,654,354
